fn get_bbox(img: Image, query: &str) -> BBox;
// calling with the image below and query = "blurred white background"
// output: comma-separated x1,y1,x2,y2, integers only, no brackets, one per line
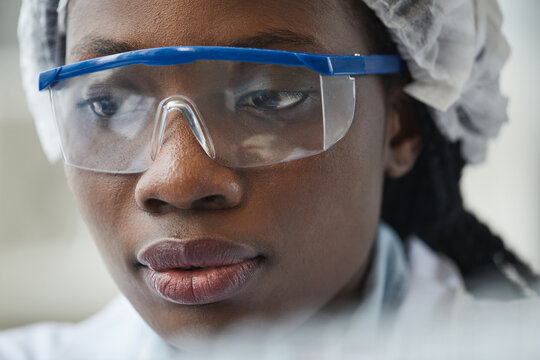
0,0,539,330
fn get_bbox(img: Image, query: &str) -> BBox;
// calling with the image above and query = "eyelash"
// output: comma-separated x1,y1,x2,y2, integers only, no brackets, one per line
236,90,309,111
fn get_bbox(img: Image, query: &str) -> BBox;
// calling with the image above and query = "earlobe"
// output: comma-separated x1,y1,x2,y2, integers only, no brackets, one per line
384,93,422,179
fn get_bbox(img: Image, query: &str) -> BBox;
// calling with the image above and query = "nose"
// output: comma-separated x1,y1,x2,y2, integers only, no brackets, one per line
135,111,243,212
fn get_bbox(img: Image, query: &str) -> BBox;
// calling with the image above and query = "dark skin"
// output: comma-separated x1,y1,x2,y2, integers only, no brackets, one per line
65,0,420,347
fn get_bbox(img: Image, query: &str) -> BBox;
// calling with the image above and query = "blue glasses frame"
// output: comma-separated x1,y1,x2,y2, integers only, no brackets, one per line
39,46,404,91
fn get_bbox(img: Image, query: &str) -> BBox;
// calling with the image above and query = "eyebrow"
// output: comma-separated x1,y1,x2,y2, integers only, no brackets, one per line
70,29,327,61
70,38,136,61
225,29,323,50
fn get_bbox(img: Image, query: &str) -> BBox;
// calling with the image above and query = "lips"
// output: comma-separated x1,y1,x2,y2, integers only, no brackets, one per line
137,238,261,305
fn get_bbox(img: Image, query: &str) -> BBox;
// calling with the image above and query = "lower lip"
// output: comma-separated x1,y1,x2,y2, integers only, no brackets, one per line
143,258,261,305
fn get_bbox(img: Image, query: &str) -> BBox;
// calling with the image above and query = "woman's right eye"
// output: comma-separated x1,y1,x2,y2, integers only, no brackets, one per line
79,96,120,118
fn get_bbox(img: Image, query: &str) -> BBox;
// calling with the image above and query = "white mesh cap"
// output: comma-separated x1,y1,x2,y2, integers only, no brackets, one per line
18,0,509,164
362,0,510,163
18,0,67,162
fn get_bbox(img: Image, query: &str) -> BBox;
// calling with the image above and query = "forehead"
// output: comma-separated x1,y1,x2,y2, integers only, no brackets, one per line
66,0,369,62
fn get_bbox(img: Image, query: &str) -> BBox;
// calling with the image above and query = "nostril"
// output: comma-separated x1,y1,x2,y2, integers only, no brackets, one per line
142,198,169,213
205,195,220,202
192,194,227,210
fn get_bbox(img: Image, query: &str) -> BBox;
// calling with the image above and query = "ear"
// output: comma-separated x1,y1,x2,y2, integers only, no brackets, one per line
384,90,422,178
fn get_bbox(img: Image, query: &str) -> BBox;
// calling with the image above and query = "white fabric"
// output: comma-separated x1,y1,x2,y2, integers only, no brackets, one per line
18,0,509,164
0,297,150,360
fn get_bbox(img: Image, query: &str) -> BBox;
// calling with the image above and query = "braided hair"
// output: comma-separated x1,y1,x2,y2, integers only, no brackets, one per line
348,0,540,298
382,101,540,298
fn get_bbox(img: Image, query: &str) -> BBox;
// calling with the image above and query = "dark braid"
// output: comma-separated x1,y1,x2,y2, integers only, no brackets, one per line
382,102,539,298
347,0,540,298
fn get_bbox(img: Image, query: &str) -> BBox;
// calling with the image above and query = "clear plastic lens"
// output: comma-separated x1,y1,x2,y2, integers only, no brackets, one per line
49,61,356,173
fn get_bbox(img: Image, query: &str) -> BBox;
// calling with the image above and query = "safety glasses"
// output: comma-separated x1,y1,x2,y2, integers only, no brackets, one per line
39,46,403,173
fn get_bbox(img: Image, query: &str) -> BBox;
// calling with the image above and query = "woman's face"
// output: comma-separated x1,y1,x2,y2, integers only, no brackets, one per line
65,0,401,345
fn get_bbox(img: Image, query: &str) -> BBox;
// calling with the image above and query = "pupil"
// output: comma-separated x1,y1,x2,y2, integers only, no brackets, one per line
95,99,118,116
253,91,280,108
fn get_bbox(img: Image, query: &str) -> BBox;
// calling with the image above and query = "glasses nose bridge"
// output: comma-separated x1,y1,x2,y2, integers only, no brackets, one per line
150,95,216,161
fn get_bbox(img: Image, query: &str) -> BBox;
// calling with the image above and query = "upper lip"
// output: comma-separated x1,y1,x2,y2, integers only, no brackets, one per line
137,238,259,271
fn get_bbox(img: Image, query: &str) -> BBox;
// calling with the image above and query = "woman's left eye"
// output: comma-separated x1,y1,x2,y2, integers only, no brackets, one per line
237,90,307,111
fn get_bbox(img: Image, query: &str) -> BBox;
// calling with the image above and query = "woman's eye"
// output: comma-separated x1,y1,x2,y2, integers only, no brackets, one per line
87,97,120,118
77,96,122,119
238,90,307,111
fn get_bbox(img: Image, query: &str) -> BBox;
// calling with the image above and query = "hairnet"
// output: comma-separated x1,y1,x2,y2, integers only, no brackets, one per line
18,0,509,164
362,0,510,163
18,0,67,162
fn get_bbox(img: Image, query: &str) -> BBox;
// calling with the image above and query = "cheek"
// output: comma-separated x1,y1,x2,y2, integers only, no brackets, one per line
272,77,386,245
65,167,139,280
238,81,387,306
